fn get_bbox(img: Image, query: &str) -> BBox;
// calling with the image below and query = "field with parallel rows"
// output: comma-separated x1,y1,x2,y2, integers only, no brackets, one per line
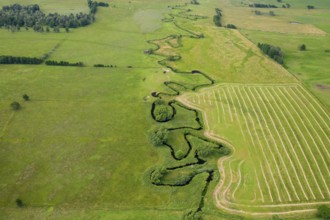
179,84,330,215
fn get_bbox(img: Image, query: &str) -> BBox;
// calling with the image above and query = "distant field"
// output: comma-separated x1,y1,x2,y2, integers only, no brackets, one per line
217,0,330,108
179,84,330,215
0,0,89,14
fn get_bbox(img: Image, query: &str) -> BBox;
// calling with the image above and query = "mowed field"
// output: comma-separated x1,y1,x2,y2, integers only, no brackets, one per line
179,84,330,215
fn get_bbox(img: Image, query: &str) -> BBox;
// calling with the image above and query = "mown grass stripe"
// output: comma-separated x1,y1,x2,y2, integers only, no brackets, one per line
243,86,288,202
264,88,310,200
237,87,277,202
281,88,330,196
255,87,302,201
276,88,327,199
296,86,330,126
225,87,246,140
270,87,320,200
223,87,234,122
212,90,221,123
289,87,330,159
216,89,226,125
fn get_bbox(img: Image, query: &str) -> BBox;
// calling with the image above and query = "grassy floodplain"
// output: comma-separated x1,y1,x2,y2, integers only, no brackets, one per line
0,0,329,219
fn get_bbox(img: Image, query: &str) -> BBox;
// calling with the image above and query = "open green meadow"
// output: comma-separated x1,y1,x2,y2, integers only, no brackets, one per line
0,0,329,219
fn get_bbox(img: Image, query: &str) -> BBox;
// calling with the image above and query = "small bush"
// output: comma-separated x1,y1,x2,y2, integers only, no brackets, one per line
15,199,24,208
226,24,237,29
10,101,21,111
22,94,29,101
299,44,306,51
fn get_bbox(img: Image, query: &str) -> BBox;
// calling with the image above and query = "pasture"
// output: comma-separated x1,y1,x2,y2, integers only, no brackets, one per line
0,0,329,219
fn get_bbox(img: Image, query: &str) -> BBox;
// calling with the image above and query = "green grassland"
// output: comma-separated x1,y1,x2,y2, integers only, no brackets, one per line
0,0,329,219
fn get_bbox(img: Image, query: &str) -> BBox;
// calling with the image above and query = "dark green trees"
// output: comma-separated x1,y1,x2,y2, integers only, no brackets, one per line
226,24,237,29
213,8,222,27
258,43,284,65
0,56,42,64
0,3,96,30
153,100,174,122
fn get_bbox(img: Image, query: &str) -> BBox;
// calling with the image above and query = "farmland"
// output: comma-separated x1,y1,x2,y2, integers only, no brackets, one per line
179,84,330,215
0,0,329,219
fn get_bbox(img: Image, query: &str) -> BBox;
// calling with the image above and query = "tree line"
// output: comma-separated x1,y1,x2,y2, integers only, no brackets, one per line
258,43,284,65
249,3,278,8
45,60,84,67
0,1,109,30
0,56,42,64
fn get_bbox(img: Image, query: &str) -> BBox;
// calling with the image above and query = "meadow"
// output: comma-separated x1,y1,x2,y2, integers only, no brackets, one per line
0,0,329,219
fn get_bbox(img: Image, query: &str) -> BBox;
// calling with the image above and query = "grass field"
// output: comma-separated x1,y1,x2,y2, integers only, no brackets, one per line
0,0,329,219
179,84,330,215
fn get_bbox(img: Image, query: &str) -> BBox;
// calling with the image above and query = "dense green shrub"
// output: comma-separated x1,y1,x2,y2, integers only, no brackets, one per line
226,24,237,29
15,198,24,208
317,205,330,219
149,126,169,146
154,104,173,122
150,167,167,184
